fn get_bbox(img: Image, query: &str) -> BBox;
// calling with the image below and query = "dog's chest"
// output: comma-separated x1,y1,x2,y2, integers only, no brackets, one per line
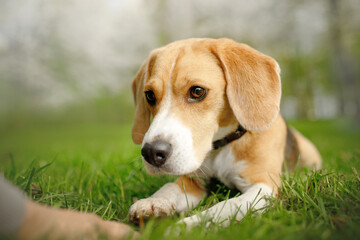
203,144,250,192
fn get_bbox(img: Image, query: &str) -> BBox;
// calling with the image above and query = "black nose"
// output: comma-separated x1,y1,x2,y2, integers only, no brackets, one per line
141,141,172,167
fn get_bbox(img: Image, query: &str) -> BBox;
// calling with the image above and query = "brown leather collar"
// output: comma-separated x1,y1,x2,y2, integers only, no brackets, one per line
212,125,247,150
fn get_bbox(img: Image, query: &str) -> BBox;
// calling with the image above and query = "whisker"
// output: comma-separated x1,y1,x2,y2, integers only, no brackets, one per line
193,171,200,180
200,164,211,174
198,167,206,177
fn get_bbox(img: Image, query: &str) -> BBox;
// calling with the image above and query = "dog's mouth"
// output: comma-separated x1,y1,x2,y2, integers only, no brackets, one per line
141,155,203,176
140,133,205,175
141,125,240,176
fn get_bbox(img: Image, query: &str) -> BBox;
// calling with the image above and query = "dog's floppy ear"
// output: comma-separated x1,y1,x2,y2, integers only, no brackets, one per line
212,38,281,132
132,60,151,144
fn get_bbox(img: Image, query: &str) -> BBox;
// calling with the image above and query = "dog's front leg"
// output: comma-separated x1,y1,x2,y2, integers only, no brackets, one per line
180,183,274,228
129,176,206,224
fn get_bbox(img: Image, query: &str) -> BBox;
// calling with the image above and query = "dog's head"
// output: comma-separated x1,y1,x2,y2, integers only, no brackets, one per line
131,38,281,175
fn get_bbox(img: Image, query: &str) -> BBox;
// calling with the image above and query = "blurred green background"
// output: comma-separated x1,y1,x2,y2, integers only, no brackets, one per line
0,0,359,164
0,2,359,239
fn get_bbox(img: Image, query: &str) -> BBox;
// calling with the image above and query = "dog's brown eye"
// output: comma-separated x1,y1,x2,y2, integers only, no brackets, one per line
189,86,207,102
145,90,156,105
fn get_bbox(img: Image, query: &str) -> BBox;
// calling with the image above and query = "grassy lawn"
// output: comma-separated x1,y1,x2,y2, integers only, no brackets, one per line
0,118,359,239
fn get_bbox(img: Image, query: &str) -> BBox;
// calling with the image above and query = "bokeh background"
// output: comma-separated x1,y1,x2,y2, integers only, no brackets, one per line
0,0,360,164
1,2,359,238
1,0,359,126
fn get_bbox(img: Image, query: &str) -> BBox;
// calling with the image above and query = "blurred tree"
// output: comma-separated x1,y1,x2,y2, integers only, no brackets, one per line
149,0,171,46
1,0,359,123
328,0,360,123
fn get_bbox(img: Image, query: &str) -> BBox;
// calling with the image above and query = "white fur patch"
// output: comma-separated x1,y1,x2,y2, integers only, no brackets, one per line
142,55,200,175
212,144,250,192
129,197,174,218
180,183,273,228
129,182,203,220
143,113,200,175
154,183,203,212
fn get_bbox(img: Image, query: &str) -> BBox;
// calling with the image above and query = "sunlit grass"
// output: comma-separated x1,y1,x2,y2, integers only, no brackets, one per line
0,119,359,239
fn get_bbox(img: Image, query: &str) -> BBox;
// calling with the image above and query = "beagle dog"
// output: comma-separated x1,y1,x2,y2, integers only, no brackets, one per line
129,38,322,228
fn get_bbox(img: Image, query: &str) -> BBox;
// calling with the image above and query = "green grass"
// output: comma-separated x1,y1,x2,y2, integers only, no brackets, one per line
0,118,359,239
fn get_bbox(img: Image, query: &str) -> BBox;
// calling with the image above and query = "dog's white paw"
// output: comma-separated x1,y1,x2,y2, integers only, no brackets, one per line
177,215,203,231
129,198,176,224
181,216,200,228
178,215,211,230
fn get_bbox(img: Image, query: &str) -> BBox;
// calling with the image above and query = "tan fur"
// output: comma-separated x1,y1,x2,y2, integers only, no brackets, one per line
210,38,282,132
131,38,322,213
288,127,322,170
230,115,287,194
134,39,231,161
170,45,229,161
175,176,206,198
284,126,301,171
132,60,151,144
